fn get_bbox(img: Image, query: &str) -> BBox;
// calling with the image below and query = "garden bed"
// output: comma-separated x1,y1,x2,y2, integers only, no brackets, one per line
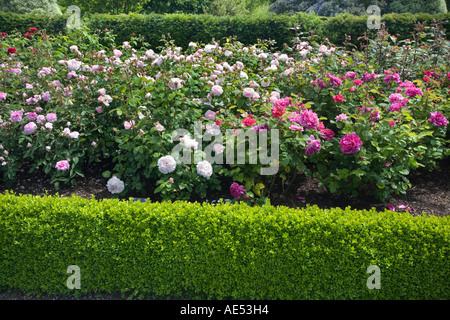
1,156,449,218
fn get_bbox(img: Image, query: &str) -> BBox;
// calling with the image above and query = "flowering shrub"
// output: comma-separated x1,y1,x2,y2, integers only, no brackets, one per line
0,24,448,202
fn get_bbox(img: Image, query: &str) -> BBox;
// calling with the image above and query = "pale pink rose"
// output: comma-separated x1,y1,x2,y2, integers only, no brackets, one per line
55,160,70,171
168,78,183,90
24,122,37,134
205,110,216,120
210,85,223,96
46,113,57,122
155,122,164,131
243,88,256,98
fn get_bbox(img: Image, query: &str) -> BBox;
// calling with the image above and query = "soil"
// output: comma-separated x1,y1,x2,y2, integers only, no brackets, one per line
1,157,449,217
0,157,448,300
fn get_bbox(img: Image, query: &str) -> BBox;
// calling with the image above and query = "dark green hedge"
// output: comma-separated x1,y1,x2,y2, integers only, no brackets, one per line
0,191,448,299
1,11,449,48
0,11,68,35
325,12,450,46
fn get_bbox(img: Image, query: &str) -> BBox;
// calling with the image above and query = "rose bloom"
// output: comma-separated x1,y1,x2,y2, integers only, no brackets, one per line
241,115,256,127
157,155,177,174
107,176,125,194
46,113,57,122
340,132,363,154
36,115,45,125
10,110,23,122
7,47,16,55
168,77,183,90
97,88,106,96
389,93,404,103
210,85,223,96
69,131,80,139
405,87,423,97
196,160,213,179
155,122,164,131
320,129,335,140
0,92,7,100
24,122,37,134
305,135,321,156
271,104,285,119
205,110,216,120
353,79,364,87
299,109,319,130
333,94,345,102
429,111,448,127
388,120,395,127
345,71,357,79
55,160,70,171
289,124,304,131
389,103,403,112
335,113,348,121
230,182,246,199
124,120,135,130
26,112,37,120
242,87,256,99
42,91,51,102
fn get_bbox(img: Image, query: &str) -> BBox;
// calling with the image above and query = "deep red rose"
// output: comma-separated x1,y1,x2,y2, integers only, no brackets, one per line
1,32,7,37
28,27,38,33
7,47,16,55
24,32,32,39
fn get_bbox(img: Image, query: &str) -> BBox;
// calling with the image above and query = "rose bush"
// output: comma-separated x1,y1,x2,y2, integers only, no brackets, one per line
0,24,448,202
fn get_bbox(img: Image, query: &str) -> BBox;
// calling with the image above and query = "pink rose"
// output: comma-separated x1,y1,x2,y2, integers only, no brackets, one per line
340,132,363,154
55,160,70,171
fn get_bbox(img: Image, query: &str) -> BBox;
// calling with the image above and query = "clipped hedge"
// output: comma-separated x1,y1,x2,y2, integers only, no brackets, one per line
0,11,68,35
1,10,449,48
325,12,450,45
0,191,448,299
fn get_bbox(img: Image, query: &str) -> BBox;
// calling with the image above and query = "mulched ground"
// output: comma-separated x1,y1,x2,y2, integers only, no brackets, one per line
1,157,449,217
0,157,448,300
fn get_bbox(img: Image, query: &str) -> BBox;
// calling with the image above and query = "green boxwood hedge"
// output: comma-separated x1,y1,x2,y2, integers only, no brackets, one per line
0,191,448,299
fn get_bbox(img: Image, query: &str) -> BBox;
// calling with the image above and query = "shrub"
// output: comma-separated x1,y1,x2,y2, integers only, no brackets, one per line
0,0,62,15
0,11,68,35
388,0,448,14
0,192,448,299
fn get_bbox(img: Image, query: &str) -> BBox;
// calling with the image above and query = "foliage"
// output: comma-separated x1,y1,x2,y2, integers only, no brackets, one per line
0,191,448,299
57,0,144,14
0,17,449,202
0,0,61,15
269,0,447,16
388,0,448,14
203,0,249,16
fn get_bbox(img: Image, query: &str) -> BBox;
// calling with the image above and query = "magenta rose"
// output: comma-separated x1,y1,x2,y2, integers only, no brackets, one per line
299,109,319,130
230,182,246,199
429,111,448,127
305,135,321,155
340,132,363,154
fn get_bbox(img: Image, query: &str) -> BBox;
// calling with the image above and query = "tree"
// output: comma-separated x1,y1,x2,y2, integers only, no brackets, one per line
0,0,62,15
58,0,145,14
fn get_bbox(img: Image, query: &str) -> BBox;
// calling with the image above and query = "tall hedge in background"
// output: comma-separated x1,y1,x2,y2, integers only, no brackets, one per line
0,0,62,15
0,11,68,34
86,12,309,49
324,12,450,46
388,0,447,14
